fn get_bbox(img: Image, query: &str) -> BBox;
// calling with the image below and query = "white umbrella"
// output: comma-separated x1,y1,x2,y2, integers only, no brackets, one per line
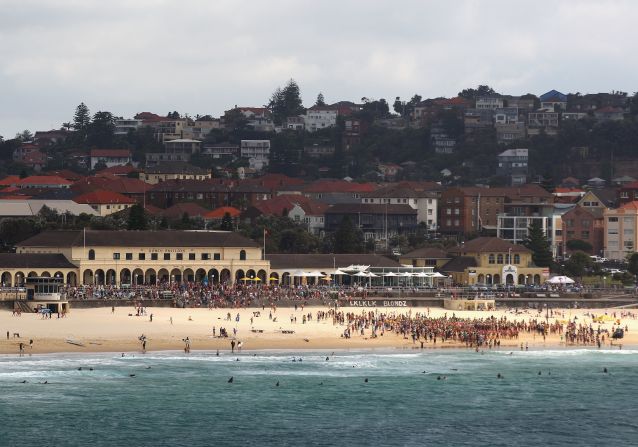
354,271,369,277
414,272,430,278
332,269,348,275
547,275,574,284
306,270,324,277
383,272,398,277
367,272,379,278
401,272,414,277
291,270,306,277
432,272,446,278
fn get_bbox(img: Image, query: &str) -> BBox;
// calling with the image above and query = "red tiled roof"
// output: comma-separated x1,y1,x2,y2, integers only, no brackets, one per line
253,194,327,216
620,181,638,190
89,149,131,158
0,175,20,186
134,112,164,123
72,175,151,195
74,190,136,205
247,173,305,190
43,169,85,181
0,194,32,200
97,165,138,176
18,176,72,186
620,201,638,211
204,206,241,219
595,106,624,114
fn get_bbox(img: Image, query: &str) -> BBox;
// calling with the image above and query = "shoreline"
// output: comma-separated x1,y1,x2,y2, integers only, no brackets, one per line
2,305,636,355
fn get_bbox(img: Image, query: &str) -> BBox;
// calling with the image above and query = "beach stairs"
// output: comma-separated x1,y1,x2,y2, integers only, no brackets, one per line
14,300,32,314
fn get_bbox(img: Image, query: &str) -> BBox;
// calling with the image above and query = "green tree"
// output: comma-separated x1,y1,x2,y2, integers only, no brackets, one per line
523,220,553,267
627,253,638,276
332,216,364,253
127,204,148,230
267,79,305,125
315,92,326,106
457,85,497,100
0,218,42,251
87,111,116,148
393,95,422,118
15,130,33,141
220,212,234,231
73,102,91,141
566,239,593,253
563,251,592,279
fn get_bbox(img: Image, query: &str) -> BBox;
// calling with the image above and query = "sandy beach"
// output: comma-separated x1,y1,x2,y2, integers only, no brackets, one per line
1,305,636,355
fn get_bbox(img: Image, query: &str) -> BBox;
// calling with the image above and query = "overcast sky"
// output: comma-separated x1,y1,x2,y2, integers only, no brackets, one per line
1,0,637,138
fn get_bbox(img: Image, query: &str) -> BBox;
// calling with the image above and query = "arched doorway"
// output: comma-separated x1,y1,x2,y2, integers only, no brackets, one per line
195,268,206,282
208,268,220,284
106,269,117,285
257,269,267,283
145,269,156,284
239,250,246,260
477,274,485,284
40,271,51,278
518,274,525,285
505,274,514,285
54,271,64,281
94,269,105,285
120,269,131,285
534,274,541,285
493,274,501,284
132,269,144,285
170,268,181,283
220,269,231,284
1,271,12,286
28,271,38,278
66,271,77,286
269,272,279,284
158,268,169,283
246,269,256,282
282,272,291,286
183,268,194,283
235,269,246,283
83,270,94,285
14,272,25,286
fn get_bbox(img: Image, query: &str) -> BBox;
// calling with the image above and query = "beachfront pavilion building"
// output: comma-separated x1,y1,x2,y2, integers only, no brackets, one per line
440,237,547,286
266,254,436,287
3,230,270,286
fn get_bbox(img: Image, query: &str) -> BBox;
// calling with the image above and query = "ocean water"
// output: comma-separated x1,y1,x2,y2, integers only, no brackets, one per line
0,349,636,447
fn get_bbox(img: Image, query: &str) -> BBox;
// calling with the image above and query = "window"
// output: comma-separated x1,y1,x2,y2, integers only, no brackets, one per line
214,253,221,260
608,229,618,235
608,217,618,222
489,254,495,264
497,254,503,264
620,192,629,199
581,231,590,239
164,253,170,261
201,253,210,260
126,253,132,260
113,253,120,260
139,253,145,261
446,219,451,226
581,220,590,227
513,254,520,264
151,253,158,261
189,253,195,260
454,208,460,215
446,208,451,215
176,253,183,261
88,249,95,260
240,250,246,261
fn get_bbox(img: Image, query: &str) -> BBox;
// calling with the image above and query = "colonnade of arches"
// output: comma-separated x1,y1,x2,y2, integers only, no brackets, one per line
1,270,77,287
79,268,270,286
476,273,541,285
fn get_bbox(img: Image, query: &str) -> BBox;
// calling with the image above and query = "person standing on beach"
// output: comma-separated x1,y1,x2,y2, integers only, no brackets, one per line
231,340,236,353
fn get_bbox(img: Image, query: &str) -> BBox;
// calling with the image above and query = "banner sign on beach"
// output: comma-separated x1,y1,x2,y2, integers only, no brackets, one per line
343,299,409,307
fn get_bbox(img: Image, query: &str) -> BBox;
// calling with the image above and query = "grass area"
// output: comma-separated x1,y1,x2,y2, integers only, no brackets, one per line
580,275,626,286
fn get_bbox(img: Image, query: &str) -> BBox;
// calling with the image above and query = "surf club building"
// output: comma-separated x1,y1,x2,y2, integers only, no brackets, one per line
440,237,547,286
1,230,269,286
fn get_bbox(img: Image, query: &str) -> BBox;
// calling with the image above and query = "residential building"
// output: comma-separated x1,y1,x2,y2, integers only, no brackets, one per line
441,237,546,286
497,148,528,185
240,140,270,170
145,152,191,166
114,118,142,135
153,118,189,142
361,183,439,231
140,163,211,184
618,181,638,205
303,143,335,158
496,122,526,144
286,116,305,131
324,203,417,241
431,126,456,154
528,112,559,135
164,139,201,154
17,176,72,189
494,107,519,124
303,180,377,205
201,142,240,159
464,108,494,134
539,90,567,111
377,163,402,181
73,190,136,217
561,205,604,256
89,149,132,170
304,106,337,132
13,144,47,171
343,118,368,150
475,96,504,110
233,107,275,132
0,200,97,218
604,202,638,260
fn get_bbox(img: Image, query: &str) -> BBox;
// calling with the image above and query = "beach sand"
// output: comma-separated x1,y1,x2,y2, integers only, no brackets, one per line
1,305,636,354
